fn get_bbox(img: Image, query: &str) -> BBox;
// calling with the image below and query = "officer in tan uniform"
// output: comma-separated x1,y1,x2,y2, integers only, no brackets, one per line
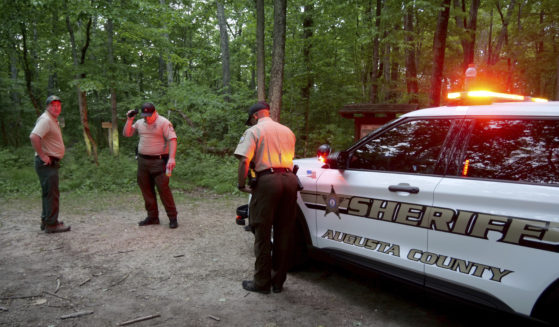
234,101,298,294
30,95,70,233
124,102,178,229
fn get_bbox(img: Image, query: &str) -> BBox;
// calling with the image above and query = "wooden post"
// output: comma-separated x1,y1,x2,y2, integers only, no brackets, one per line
102,122,113,153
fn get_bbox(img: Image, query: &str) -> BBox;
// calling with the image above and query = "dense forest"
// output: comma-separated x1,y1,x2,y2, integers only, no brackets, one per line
1,0,558,194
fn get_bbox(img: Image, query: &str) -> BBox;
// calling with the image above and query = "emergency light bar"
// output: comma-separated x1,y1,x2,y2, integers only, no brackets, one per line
447,90,548,104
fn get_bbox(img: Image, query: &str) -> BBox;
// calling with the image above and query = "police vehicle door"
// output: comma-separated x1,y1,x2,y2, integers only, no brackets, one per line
315,117,459,281
426,116,559,315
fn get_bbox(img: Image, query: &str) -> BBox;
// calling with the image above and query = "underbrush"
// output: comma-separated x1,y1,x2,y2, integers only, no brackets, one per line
0,145,239,198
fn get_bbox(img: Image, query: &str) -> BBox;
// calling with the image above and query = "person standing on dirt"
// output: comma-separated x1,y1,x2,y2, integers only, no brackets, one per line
30,95,70,233
234,101,298,294
123,102,178,229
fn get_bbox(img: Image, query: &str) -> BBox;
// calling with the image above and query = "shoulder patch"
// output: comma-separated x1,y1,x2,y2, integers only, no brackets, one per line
239,130,249,143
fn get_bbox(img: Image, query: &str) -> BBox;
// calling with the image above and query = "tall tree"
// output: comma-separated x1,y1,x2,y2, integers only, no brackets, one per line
488,0,517,65
105,4,119,156
369,0,383,103
453,0,480,74
64,0,98,165
556,54,559,100
217,0,231,99
404,1,418,104
301,3,314,156
255,0,266,102
268,0,287,121
20,21,41,116
161,0,173,87
430,0,452,107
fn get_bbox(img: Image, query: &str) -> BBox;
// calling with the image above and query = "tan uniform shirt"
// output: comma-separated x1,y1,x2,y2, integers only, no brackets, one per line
234,117,296,172
30,111,65,159
131,116,177,155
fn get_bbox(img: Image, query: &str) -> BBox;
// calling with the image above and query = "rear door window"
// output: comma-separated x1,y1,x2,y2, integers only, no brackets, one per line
458,119,559,185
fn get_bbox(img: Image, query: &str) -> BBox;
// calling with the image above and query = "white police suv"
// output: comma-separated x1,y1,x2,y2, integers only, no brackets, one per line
264,92,558,324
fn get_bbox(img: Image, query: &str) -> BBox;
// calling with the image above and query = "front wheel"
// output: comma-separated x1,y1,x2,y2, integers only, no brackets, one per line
532,279,559,325
288,207,311,271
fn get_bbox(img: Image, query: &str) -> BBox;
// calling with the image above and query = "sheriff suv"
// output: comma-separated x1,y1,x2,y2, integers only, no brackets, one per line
241,92,558,324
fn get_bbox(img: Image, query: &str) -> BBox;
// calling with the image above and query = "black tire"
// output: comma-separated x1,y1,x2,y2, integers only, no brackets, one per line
288,207,311,272
532,279,559,325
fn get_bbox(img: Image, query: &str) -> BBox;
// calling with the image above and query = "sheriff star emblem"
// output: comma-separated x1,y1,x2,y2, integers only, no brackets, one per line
322,185,344,219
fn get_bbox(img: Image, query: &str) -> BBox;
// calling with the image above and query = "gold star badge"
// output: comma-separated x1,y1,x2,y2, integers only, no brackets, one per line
322,185,344,219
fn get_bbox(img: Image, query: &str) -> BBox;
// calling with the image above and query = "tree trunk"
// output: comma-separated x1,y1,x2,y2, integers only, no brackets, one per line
390,42,399,102
382,37,390,102
106,13,119,156
453,0,480,74
555,54,559,100
430,0,451,107
158,55,165,84
301,3,314,157
369,0,382,103
20,23,41,116
256,0,266,101
404,2,418,104
535,9,544,96
162,0,173,87
64,0,98,165
487,7,493,65
489,0,517,65
47,8,59,96
268,0,287,121
217,0,231,99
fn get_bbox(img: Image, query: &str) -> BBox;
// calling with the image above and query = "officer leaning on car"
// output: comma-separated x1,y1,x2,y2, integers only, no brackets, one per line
234,101,299,294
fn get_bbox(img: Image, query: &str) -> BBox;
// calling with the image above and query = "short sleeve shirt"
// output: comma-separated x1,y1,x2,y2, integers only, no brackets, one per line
132,115,177,155
234,117,296,172
30,112,65,158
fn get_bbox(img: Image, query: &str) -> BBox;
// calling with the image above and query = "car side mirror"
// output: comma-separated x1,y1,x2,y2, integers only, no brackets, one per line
322,151,347,170
317,144,331,164
335,150,348,170
317,144,348,170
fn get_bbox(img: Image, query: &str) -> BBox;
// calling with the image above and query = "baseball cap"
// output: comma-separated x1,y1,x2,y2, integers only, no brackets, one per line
46,95,61,106
141,102,156,117
245,101,270,125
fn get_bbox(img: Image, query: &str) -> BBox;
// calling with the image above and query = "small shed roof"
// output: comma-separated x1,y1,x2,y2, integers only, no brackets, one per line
339,103,419,118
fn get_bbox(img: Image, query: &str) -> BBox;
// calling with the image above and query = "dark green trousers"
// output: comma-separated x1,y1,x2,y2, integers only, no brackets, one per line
249,172,298,289
34,156,60,226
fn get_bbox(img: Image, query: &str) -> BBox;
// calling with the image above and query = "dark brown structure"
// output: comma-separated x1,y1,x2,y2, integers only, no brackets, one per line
340,104,419,140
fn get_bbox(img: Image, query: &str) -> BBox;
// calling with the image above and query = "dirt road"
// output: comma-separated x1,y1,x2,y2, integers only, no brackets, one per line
0,191,539,326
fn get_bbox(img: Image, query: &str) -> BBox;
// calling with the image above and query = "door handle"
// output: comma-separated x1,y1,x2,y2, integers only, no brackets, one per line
388,184,419,194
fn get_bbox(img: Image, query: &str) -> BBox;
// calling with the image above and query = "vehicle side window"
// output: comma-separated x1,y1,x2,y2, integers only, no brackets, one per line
348,119,453,174
460,119,559,184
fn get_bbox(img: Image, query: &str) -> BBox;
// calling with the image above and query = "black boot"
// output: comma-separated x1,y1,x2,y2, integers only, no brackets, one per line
138,217,160,226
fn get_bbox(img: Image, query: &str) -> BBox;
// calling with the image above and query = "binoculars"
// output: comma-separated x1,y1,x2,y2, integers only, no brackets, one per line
127,108,139,118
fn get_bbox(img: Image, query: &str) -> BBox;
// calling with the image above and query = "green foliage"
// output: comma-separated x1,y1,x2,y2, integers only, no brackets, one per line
175,151,238,194
1,0,558,196
0,147,38,196
59,145,138,194
0,144,240,198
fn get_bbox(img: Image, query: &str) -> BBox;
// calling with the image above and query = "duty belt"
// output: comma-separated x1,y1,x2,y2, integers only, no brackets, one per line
139,153,169,160
36,155,60,162
256,167,291,177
